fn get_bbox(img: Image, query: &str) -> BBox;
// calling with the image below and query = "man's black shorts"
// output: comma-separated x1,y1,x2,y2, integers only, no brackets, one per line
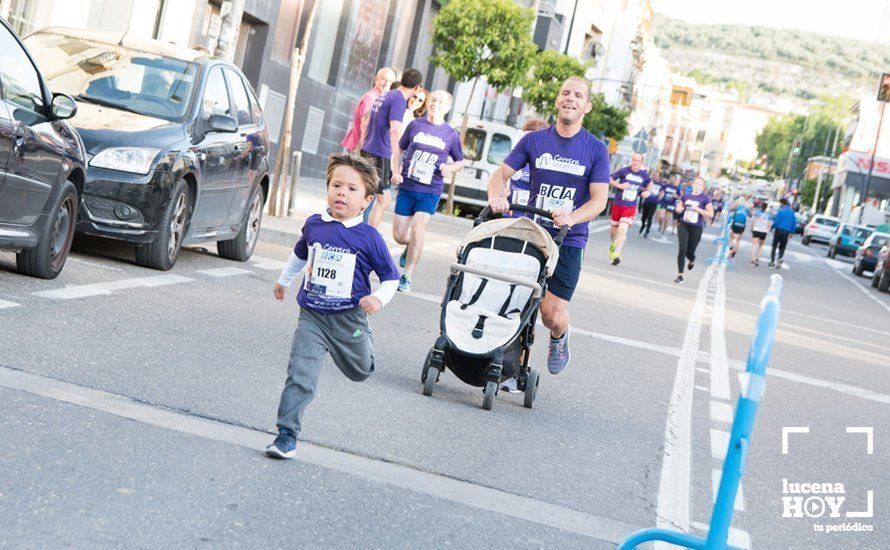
547,245,584,301
360,150,392,194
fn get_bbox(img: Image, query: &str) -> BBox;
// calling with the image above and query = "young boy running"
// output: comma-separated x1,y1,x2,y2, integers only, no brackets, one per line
266,154,400,459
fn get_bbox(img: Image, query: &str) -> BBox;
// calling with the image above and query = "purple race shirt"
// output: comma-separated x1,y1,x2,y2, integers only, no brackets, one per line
645,179,662,204
294,214,399,314
362,89,408,158
679,193,712,227
398,118,463,195
661,184,680,209
504,165,531,219
503,126,611,248
611,166,651,207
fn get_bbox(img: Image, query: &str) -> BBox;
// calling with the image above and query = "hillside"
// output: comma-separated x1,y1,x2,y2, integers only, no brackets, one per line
652,13,890,101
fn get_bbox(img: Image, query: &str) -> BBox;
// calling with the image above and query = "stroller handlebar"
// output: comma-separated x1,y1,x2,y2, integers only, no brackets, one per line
475,204,570,246
449,263,543,298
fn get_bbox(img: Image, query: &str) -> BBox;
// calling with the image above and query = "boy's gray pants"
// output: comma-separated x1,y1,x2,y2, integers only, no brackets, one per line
276,307,374,437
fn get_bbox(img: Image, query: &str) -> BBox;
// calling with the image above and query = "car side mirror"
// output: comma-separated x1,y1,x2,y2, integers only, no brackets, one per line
51,93,77,120
208,114,238,133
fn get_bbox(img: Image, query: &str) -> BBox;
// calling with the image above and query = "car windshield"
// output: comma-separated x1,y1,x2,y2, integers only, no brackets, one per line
25,32,198,121
872,235,890,248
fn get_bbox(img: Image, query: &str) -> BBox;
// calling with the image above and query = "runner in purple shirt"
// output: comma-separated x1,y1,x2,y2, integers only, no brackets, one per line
361,68,423,228
341,67,395,153
608,152,651,266
390,90,465,292
674,176,714,284
486,77,611,377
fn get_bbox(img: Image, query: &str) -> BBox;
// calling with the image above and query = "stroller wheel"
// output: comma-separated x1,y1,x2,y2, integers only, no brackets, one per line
523,369,539,409
482,380,497,410
423,366,438,396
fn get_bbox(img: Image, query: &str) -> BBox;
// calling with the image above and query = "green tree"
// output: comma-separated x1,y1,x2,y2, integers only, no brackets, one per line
756,111,845,181
584,95,630,142
430,0,537,212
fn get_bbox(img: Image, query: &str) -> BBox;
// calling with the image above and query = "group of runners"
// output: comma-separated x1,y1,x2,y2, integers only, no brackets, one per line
265,69,795,458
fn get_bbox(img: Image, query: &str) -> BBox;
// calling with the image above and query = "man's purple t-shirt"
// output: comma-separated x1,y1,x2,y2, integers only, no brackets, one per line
362,89,408,158
611,166,651,207
294,214,399,314
661,184,680,209
503,126,611,248
398,118,463,195
645,179,662,204
679,193,712,227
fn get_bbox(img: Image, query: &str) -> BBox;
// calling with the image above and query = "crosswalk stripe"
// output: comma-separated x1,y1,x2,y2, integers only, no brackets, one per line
710,428,730,460
0,299,20,309
33,274,194,299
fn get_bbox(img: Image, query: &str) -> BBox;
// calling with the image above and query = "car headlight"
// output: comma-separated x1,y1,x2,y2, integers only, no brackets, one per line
90,148,160,175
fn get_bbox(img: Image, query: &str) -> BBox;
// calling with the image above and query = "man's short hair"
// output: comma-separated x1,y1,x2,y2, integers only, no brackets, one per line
326,153,378,197
780,198,788,206
400,68,423,89
522,118,549,132
561,76,591,102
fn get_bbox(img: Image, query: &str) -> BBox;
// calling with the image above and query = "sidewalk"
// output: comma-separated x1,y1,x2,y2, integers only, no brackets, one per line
258,176,477,245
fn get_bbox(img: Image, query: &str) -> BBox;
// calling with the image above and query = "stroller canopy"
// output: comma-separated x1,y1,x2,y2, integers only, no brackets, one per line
458,216,560,278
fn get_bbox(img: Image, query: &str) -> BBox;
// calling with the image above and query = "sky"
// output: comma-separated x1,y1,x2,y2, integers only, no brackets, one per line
650,0,890,44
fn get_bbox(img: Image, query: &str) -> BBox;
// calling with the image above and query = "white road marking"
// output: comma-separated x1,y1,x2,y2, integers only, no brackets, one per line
0,299,20,309
590,224,612,233
691,521,751,549
710,428,730,460
833,266,890,315
695,385,710,392
825,258,847,270
654,263,714,537
0,364,643,544
711,468,745,511
696,367,710,374
710,401,733,424
68,257,125,272
33,274,194,299
709,265,731,401
248,255,286,270
197,267,254,277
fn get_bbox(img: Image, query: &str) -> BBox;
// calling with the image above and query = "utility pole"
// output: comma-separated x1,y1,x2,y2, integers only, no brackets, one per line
563,0,579,55
269,0,319,217
859,101,886,224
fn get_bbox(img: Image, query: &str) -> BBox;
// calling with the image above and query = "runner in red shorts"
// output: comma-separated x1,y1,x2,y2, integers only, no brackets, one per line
608,153,651,266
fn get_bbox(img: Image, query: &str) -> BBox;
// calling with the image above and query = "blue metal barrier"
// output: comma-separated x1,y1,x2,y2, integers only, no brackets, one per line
619,274,783,550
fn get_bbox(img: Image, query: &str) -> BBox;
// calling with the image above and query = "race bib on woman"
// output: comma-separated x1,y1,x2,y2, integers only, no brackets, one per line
408,157,435,184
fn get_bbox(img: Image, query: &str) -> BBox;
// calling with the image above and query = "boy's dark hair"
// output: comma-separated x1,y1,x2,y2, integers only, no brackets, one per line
780,198,789,206
326,153,378,197
400,68,423,89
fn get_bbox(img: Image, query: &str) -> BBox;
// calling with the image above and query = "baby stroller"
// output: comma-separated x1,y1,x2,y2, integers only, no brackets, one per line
421,205,567,410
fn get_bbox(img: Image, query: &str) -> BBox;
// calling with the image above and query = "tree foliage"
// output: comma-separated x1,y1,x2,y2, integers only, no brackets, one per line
755,111,845,180
430,0,537,91
584,96,630,143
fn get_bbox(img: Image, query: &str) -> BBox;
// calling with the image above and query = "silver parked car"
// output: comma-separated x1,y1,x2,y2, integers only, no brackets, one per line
802,215,840,245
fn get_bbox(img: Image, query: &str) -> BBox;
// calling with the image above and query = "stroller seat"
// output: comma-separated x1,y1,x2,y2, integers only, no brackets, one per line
445,243,541,355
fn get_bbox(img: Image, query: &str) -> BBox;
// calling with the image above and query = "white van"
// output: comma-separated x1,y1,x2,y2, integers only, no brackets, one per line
441,119,524,213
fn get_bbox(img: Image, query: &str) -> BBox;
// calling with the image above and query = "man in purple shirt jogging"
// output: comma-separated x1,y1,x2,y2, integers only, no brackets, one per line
486,77,611,376
361,68,423,228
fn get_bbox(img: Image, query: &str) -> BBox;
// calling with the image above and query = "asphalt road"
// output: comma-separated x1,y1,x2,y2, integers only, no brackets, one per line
1,184,888,549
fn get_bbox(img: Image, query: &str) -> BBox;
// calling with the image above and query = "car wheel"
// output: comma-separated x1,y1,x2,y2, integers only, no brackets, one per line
135,178,190,271
879,270,890,292
872,269,881,288
853,260,864,276
802,236,810,246
217,185,264,262
16,181,78,279
828,246,837,258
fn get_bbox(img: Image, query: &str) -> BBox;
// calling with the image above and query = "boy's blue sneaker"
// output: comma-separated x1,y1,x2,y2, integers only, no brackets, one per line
547,326,571,374
265,430,297,459
398,273,412,293
399,248,407,268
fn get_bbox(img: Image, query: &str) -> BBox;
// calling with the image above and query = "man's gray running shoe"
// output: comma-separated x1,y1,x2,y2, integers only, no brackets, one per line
547,327,571,374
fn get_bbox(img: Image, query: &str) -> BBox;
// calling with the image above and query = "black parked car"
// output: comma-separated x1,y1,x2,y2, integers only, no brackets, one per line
0,17,85,278
26,28,270,270
853,232,890,276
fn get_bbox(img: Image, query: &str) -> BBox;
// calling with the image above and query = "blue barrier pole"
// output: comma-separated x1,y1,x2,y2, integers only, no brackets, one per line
619,274,783,550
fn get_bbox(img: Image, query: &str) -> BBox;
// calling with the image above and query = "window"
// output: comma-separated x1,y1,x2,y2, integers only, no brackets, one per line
0,25,44,113
201,67,231,118
225,69,252,125
488,133,513,165
306,0,345,84
462,129,486,162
